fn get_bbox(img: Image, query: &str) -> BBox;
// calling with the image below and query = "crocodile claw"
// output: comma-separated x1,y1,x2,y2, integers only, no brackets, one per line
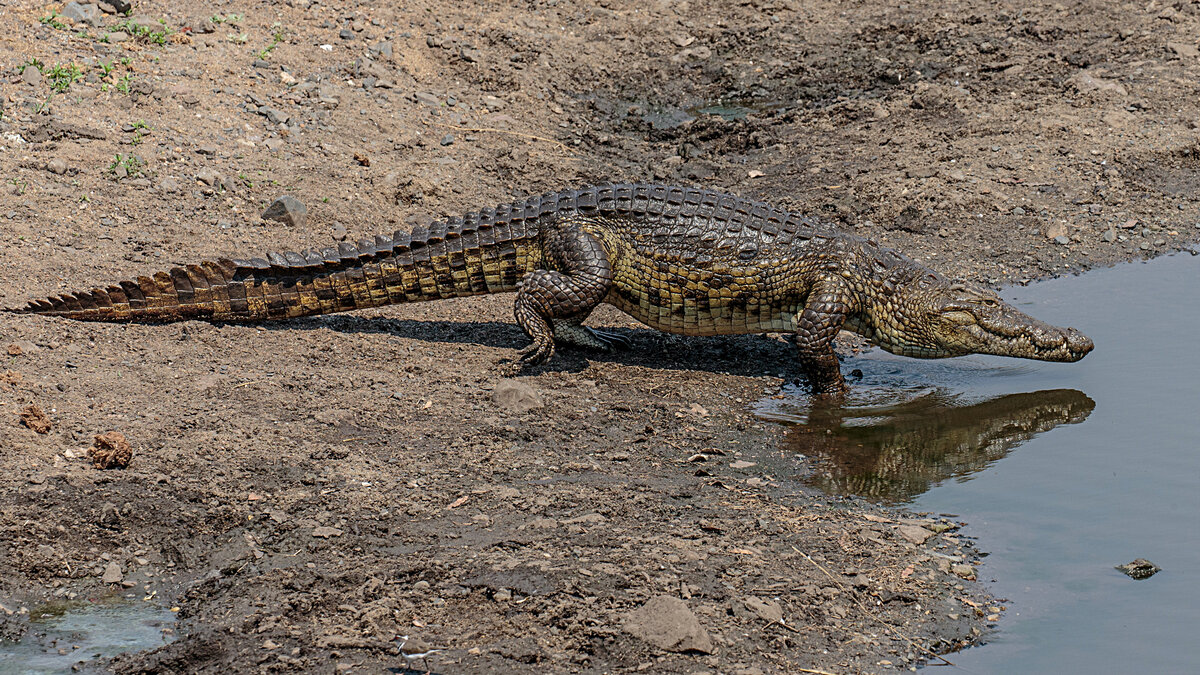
585,327,633,350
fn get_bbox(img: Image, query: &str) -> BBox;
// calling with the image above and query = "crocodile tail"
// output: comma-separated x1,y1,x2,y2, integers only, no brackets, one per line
7,221,538,322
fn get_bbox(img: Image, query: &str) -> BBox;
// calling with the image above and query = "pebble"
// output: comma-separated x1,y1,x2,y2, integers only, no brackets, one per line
1054,235,1071,245
1011,206,1026,216
197,144,217,156
100,0,132,13
414,91,440,107
331,222,348,241
195,167,222,186
158,177,181,193
259,106,289,125
253,59,271,69
897,524,934,544
62,2,103,28
22,65,41,87
369,41,393,59
493,588,512,602
440,133,454,146
492,379,543,412
46,159,68,175
261,195,307,227
622,596,713,654
1102,228,1116,242
101,562,123,584
339,28,354,40
311,526,343,538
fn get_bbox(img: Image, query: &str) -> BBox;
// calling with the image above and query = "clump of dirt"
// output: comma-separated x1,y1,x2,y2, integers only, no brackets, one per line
18,405,51,434
89,431,133,469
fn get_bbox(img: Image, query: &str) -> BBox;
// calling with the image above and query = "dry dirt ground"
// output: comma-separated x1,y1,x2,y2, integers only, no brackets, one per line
1,0,1198,673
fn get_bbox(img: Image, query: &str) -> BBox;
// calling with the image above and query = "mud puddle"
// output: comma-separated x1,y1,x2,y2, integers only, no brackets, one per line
755,252,1200,671
0,600,176,674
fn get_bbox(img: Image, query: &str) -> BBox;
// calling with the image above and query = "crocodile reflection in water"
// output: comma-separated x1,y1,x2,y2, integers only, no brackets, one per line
787,389,1095,503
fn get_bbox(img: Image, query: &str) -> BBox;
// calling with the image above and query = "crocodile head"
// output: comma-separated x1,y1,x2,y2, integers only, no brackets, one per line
866,278,1094,362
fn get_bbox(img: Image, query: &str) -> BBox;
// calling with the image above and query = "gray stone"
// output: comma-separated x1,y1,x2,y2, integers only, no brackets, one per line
743,596,783,623
339,28,354,40
127,15,161,32
21,65,40,86
62,2,102,27
1054,235,1071,245
195,168,222,186
414,91,440,107
253,59,271,69
259,106,289,125
1011,206,1026,216
46,159,68,175
897,524,934,545
99,0,132,13
623,596,713,654
158,177,181,193
1102,228,1117,242
262,195,307,227
440,133,454,146
106,31,129,43
331,222,348,241
492,380,543,412
369,41,393,59
101,562,123,584
197,144,217,156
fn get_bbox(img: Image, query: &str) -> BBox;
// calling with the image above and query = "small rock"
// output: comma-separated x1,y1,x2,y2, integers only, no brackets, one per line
1115,558,1160,580
339,28,354,40
330,222,348,241
414,91,440,107
896,524,934,545
729,460,757,469
1054,235,1071,245
259,106,289,125
89,431,133,469
62,2,102,28
19,405,52,434
440,133,455,146
743,596,783,623
280,71,297,86
369,41,393,59
197,144,217,156
493,588,512,602
262,195,307,227
311,526,343,538
99,502,121,526
1102,228,1117,242
1011,206,1027,216
22,65,41,86
482,95,506,111
492,379,543,412
46,159,68,175
158,177,181,193
98,0,132,13
195,168,222,187
1045,222,1068,239
951,563,977,580
101,562,123,584
623,596,713,654
263,639,280,650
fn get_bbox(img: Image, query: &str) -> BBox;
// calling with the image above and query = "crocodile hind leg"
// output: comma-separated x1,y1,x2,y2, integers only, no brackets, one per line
512,222,613,366
792,285,853,397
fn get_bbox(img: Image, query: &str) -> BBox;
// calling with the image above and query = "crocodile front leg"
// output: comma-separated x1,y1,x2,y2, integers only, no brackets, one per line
512,218,613,366
793,285,854,397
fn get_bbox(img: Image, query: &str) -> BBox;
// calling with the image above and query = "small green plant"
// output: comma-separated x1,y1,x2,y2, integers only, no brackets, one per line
44,63,83,92
228,32,248,45
21,57,45,72
106,154,142,178
258,24,285,60
238,173,253,188
210,13,242,25
119,56,133,67
117,19,171,45
98,60,114,77
39,11,67,30
129,120,149,145
8,178,28,195
115,73,133,93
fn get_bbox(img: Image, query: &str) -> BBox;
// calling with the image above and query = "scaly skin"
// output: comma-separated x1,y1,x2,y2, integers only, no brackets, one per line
5,183,1094,394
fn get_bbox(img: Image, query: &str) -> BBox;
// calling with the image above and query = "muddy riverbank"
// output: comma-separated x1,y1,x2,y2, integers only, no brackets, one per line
2,1,1197,672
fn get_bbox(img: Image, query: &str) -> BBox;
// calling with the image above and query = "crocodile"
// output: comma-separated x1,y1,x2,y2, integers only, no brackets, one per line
5,183,1093,394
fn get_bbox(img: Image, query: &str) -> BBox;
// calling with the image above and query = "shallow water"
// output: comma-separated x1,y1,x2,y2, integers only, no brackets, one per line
0,601,176,674
757,252,1200,672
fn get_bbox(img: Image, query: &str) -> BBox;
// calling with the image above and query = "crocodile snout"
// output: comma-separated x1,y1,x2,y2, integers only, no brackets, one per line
1065,327,1094,361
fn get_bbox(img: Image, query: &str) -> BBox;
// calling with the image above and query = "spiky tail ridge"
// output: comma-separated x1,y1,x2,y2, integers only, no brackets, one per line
7,218,543,322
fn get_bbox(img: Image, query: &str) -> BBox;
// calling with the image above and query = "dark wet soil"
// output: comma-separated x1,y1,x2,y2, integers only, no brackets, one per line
2,1,1198,673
